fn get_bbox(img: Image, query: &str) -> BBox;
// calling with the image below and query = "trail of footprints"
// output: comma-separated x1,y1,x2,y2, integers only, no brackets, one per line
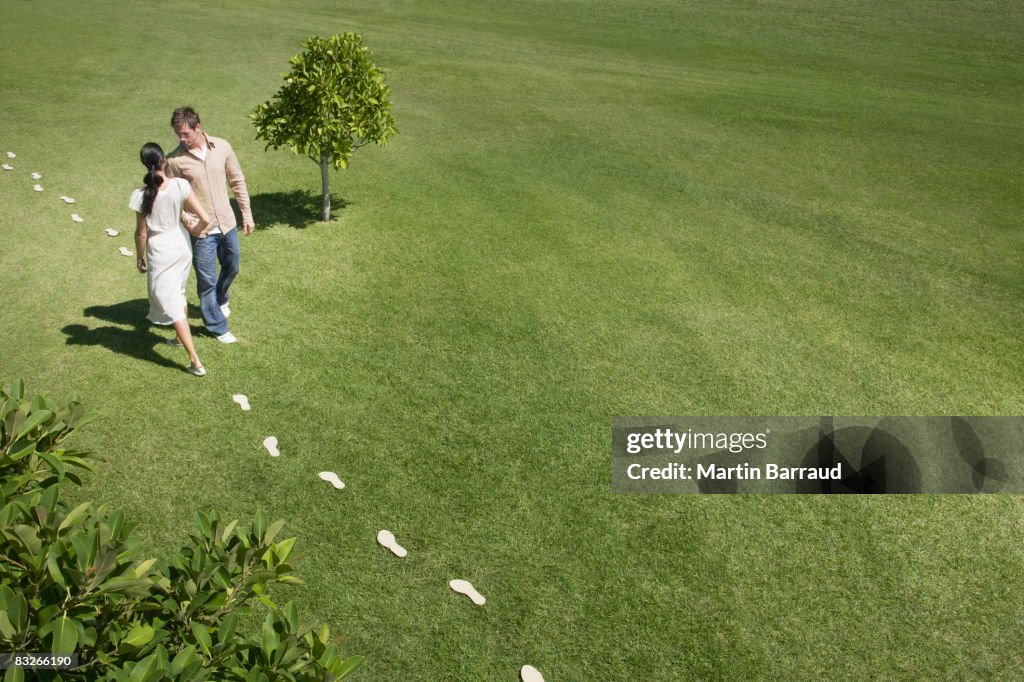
231,394,546,680
6,146,548,680
232,397,548,680
3,149,132,254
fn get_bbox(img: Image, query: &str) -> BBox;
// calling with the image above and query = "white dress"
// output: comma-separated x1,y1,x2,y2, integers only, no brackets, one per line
128,177,192,325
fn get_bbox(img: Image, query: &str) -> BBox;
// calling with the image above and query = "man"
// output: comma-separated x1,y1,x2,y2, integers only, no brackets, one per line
167,106,255,343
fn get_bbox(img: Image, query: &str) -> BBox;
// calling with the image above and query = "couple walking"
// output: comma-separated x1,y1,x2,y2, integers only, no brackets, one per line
129,107,255,376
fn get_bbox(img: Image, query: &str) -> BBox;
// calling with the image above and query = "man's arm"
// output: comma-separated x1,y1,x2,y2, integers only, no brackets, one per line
183,191,212,238
225,143,255,235
165,157,200,231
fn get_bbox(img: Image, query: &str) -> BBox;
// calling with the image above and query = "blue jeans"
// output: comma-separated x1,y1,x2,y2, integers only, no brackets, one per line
192,229,240,335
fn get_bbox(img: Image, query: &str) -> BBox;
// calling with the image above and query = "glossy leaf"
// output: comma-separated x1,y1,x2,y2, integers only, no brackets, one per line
51,615,79,654
122,624,155,648
191,622,213,656
169,644,197,675
335,655,366,678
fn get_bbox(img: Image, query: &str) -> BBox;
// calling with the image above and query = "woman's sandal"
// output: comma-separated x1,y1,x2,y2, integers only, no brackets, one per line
187,363,206,377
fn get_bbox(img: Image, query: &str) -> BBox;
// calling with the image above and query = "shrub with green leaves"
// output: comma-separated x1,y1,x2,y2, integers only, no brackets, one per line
0,380,363,681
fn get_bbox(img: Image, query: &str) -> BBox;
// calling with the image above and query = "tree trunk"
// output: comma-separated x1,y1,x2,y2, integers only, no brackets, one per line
320,155,331,222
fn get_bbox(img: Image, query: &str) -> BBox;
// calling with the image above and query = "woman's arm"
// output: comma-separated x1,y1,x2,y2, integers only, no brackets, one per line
183,191,212,237
134,212,147,272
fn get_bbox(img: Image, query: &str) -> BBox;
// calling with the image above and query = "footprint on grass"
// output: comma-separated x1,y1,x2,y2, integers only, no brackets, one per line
232,394,251,411
60,196,76,204
318,471,345,490
521,665,545,682
263,436,280,457
118,247,133,257
71,213,84,223
376,530,408,558
1,164,12,171
449,579,486,606
105,228,118,237
31,172,41,179
5,152,15,158
33,184,43,192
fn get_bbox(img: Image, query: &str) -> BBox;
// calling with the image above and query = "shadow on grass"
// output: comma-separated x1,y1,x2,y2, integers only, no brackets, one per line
83,298,149,328
60,299,203,371
248,191,349,229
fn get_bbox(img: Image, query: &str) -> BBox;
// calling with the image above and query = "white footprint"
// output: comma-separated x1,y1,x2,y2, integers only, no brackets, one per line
60,196,75,204
5,152,15,158
232,394,251,411
70,213,84,223
33,184,43,192
449,579,486,606
31,172,41,179
521,665,545,682
318,471,345,489
118,247,133,257
376,530,408,558
1,164,12,171
263,436,280,457
104,228,118,237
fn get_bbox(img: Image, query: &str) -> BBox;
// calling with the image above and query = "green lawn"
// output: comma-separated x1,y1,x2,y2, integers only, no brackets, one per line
1,0,1022,678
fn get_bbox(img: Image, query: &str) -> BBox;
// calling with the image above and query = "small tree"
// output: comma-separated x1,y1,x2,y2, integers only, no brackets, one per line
252,33,397,222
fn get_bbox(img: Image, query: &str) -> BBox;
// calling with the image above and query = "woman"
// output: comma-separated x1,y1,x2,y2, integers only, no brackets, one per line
129,142,211,376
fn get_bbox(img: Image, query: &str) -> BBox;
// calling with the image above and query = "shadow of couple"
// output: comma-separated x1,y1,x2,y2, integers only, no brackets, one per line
62,299,204,371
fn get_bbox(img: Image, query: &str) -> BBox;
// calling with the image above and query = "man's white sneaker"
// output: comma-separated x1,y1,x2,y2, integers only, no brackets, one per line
216,332,238,344
220,303,231,318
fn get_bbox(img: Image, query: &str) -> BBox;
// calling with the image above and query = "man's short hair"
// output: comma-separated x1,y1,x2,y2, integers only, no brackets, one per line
171,106,201,130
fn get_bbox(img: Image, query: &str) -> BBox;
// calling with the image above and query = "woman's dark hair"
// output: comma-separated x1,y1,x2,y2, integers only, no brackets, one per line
139,142,165,217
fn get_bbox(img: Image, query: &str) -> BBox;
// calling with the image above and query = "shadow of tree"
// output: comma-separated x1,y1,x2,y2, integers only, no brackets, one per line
248,191,350,229
61,299,203,371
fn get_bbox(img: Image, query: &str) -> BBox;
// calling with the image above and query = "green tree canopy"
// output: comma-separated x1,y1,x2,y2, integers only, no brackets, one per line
252,33,397,221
